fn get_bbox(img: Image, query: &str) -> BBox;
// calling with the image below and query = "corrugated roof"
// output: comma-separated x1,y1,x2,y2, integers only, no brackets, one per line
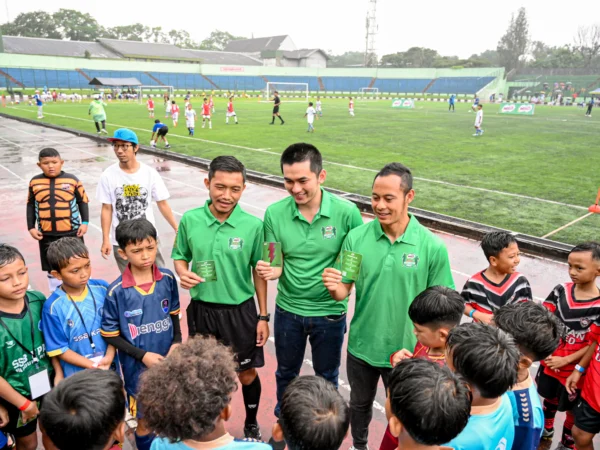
89,77,142,86
2,36,121,58
97,39,200,60
183,49,263,66
225,35,289,53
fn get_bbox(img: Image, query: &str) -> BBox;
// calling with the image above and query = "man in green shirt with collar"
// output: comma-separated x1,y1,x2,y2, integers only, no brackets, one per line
171,156,269,441
256,143,363,432
323,162,455,450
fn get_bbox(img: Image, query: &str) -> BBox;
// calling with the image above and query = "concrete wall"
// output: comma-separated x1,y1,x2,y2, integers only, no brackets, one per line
300,53,327,68
280,36,296,51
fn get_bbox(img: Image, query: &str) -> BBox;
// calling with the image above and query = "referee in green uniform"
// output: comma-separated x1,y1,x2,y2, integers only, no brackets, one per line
323,162,454,450
172,156,269,440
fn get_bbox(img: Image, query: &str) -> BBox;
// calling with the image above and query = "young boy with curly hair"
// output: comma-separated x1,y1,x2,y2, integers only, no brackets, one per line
137,336,270,450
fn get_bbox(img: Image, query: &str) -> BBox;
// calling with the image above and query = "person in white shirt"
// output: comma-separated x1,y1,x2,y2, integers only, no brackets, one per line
304,102,317,133
316,97,323,117
165,100,172,118
96,128,178,273
185,103,197,136
473,104,484,137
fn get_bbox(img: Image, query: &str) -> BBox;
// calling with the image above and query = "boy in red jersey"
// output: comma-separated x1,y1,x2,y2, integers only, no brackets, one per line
226,96,238,124
462,231,532,324
147,97,154,118
202,98,212,130
379,286,464,450
171,101,179,127
538,242,600,449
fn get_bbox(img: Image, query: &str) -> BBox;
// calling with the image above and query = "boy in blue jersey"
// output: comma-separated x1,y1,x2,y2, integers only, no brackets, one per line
34,89,43,119
150,119,170,149
445,323,520,450
42,237,116,377
138,336,271,450
384,359,471,450
449,94,455,112
470,93,480,112
101,218,181,450
495,302,563,450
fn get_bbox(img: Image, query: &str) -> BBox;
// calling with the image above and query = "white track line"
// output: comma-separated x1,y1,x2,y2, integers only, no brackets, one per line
0,163,27,182
541,212,594,239
2,110,588,210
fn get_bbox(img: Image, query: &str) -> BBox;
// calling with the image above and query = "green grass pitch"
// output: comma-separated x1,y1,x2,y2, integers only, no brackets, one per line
3,96,599,245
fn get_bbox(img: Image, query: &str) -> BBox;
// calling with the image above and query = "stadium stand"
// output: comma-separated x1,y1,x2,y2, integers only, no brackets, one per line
2,36,121,59
427,77,497,94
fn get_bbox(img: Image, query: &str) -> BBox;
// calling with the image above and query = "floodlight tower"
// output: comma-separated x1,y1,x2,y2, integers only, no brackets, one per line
364,0,377,67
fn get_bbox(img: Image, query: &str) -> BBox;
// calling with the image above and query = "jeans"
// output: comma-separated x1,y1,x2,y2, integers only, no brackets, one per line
347,352,392,450
274,305,347,417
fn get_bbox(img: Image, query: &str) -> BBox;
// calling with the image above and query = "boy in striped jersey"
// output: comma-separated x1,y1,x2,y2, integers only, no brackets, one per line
462,231,532,324
537,242,600,450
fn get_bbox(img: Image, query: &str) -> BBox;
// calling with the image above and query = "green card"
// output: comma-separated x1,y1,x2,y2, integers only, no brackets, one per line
262,242,282,268
196,260,217,282
341,250,362,281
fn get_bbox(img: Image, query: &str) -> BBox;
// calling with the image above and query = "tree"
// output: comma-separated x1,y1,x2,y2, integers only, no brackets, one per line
574,24,600,68
101,24,147,41
53,9,101,41
380,47,439,68
167,29,202,49
328,51,366,67
143,26,169,44
497,8,530,71
200,30,246,51
1,11,62,39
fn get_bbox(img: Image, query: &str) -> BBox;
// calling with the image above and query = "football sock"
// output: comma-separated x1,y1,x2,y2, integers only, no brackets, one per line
95,122,100,132
101,120,106,130
543,397,558,430
242,375,261,426
271,117,275,124
561,411,575,448
279,116,284,123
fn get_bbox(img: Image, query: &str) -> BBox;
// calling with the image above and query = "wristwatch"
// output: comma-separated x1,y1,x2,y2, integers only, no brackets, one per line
258,314,271,323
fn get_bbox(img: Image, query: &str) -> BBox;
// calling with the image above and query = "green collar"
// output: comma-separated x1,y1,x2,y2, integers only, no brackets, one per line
203,200,242,228
373,213,419,245
291,187,331,221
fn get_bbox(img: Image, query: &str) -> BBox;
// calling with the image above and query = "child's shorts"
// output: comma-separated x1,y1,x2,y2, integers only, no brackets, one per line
0,397,41,438
575,398,600,434
536,366,580,411
39,233,81,272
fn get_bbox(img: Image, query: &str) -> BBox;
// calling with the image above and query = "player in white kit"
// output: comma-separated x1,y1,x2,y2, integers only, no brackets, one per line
304,102,317,132
185,103,197,136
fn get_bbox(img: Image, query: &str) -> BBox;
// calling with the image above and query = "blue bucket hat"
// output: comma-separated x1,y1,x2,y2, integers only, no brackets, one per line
107,128,138,145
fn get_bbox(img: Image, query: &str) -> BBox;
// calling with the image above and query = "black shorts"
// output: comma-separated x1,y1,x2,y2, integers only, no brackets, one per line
536,366,580,411
157,126,169,136
273,106,280,114
0,397,41,438
187,298,264,372
39,233,81,272
575,397,600,434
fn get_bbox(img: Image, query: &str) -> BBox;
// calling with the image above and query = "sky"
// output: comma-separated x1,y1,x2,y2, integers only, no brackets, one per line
2,0,599,58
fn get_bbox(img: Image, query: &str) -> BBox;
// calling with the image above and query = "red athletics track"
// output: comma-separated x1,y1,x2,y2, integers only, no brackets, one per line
0,117,586,449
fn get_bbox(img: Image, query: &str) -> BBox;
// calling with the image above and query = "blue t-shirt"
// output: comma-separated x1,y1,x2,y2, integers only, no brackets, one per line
508,375,543,450
101,267,180,397
42,280,110,378
446,393,515,450
449,95,455,104
153,123,167,132
151,436,271,450
474,97,480,105
34,94,42,106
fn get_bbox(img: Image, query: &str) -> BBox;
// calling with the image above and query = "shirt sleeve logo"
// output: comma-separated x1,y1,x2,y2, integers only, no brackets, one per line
402,253,420,268
321,226,337,239
228,237,244,250
161,299,169,314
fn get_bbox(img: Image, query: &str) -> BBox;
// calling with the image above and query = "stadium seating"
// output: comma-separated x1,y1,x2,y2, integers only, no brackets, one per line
374,78,432,93
427,77,496,94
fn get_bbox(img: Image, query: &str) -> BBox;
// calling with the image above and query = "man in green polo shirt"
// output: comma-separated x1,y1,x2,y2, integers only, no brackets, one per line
256,143,363,430
323,162,454,450
171,156,269,441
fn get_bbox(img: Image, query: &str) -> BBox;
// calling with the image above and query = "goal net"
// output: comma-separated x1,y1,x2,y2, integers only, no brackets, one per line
359,87,379,94
262,82,309,103
138,86,174,104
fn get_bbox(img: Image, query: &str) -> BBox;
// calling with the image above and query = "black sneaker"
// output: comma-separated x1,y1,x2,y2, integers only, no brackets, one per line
165,144,171,149
244,423,262,440
268,436,286,450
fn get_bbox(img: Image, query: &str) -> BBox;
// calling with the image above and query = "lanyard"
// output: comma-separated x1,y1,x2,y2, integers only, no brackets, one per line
63,285,98,351
0,296,39,364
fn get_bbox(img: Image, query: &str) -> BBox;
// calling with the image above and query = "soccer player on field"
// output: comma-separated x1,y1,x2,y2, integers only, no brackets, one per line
226,96,238,124
538,242,600,450
209,95,215,113
270,91,284,125
202,98,212,129
185,103,197,136
316,97,323,117
34,89,43,119
449,94,456,112
171,101,180,128
147,96,154,118
165,100,172,119
471,93,480,111
473,104,484,136
349,97,355,117
150,120,171,149
304,101,317,133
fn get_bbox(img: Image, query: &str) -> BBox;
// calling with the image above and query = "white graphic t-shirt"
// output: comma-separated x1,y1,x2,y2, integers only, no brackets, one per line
96,162,170,245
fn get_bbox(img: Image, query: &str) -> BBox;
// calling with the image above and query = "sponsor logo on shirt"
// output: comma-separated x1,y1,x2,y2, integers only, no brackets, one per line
124,309,143,318
161,299,169,314
402,253,420,268
321,226,337,239
580,317,592,328
128,318,171,340
5,340,15,348
67,319,74,327
229,237,244,250
61,183,71,191
73,329,101,343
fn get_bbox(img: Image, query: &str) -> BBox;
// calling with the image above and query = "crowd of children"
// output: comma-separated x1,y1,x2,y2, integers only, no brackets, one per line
1,140,599,450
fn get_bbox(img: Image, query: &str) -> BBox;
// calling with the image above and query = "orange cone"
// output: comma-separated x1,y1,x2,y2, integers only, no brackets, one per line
589,188,600,214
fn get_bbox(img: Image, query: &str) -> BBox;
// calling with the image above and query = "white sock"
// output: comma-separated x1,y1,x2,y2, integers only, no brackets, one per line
150,140,155,146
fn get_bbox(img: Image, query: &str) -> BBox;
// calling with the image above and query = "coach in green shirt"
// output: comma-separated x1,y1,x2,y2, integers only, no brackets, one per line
256,143,363,425
171,156,268,441
323,162,454,450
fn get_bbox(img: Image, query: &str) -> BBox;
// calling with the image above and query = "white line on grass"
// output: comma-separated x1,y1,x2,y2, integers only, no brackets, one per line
541,212,594,239
1,110,589,210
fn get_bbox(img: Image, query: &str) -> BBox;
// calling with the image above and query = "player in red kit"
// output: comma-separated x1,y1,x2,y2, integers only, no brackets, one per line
171,101,180,127
202,98,212,129
226,97,238,124
147,97,155,118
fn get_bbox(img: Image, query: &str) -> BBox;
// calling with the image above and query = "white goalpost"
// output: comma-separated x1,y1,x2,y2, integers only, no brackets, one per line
138,85,174,104
359,87,379,94
261,82,309,103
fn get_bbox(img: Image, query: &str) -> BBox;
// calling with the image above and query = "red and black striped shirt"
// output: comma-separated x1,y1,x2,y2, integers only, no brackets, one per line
461,271,533,314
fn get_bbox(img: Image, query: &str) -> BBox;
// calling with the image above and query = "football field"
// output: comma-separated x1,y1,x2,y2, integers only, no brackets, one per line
2,96,598,245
